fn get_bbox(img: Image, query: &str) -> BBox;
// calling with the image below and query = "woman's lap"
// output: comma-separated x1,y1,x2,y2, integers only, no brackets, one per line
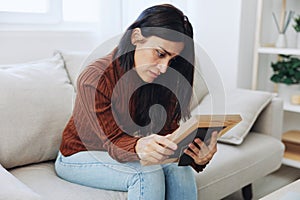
55,151,197,200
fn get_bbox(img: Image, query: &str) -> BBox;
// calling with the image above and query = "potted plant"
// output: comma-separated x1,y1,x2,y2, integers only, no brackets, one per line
271,55,300,102
271,55,300,84
293,15,300,32
293,15,300,48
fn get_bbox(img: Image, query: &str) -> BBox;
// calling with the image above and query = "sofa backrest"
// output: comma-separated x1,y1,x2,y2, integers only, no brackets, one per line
58,36,209,111
0,40,209,169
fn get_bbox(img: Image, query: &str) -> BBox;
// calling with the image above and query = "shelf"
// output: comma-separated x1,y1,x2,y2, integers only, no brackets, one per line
284,102,300,113
282,130,300,144
258,47,300,56
282,157,300,168
282,130,300,169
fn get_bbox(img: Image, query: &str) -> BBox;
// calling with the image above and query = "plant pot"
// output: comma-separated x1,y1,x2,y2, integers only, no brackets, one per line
278,84,300,103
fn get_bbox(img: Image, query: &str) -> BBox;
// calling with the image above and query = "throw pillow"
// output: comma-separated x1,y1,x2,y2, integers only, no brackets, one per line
55,50,89,90
0,53,74,168
191,89,274,145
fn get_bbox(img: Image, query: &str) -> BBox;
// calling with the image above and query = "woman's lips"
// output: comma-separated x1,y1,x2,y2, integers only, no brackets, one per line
148,70,159,78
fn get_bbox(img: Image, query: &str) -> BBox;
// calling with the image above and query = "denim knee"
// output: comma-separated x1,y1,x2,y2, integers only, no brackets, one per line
126,166,165,200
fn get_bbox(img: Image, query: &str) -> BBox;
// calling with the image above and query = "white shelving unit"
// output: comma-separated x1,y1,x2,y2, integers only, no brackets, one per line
258,47,300,55
284,102,300,113
252,0,300,168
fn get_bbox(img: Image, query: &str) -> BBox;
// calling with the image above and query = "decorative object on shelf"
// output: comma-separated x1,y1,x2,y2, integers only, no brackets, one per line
271,54,300,103
277,84,300,103
275,33,287,48
272,10,294,48
293,15,300,48
282,130,300,162
291,94,300,105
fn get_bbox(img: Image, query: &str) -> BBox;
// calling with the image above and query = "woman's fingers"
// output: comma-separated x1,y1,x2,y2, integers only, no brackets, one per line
154,135,177,151
150,141,175,156
209,131,218,148
136,134,177,164
185,131,218,165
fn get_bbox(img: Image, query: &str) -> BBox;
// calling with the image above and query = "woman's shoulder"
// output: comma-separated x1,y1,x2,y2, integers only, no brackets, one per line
86,49,116,73
76,49,122,91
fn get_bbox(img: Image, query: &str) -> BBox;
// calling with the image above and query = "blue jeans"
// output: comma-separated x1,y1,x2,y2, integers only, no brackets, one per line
55,151,197,200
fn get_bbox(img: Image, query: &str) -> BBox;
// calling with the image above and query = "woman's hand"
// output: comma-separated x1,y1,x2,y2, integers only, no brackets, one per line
184,131,218,165
135,134,177,165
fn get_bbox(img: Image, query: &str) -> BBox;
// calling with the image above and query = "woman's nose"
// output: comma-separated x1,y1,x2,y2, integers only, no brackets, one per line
157,64,168,74
158,60,169,74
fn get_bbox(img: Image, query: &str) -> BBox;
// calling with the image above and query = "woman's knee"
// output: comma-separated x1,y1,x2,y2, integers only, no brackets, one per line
127,166,165,199
127,165,165,188
163,164,195,183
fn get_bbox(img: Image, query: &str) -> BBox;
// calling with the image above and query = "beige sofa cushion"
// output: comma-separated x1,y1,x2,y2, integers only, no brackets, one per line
9,133,284,200
0,53,74,169
0,164,41,200
196,132,284,199
55,50,88,89
10,162,127,200
192,89,274,145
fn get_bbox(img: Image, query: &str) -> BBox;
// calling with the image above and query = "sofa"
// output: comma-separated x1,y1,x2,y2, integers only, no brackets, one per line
0,47,285,200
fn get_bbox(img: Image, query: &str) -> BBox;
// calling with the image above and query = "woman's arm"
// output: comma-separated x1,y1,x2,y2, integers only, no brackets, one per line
76,66,141,162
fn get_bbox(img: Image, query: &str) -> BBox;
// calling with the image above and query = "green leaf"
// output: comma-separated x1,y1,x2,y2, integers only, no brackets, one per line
292,61,300,69
284,78,293,85
295,71,300,80
270,75,281,83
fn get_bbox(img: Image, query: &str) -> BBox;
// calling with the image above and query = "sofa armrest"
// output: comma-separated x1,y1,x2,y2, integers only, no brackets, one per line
0,165,41,200
251,97,283,140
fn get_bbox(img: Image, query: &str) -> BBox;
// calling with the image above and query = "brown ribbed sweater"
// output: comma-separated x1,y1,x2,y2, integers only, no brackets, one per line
59,50,206,172
60,50,179,161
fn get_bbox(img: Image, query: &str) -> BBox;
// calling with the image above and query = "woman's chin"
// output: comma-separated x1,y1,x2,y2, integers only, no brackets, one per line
143,78,154,83
140,75,155,83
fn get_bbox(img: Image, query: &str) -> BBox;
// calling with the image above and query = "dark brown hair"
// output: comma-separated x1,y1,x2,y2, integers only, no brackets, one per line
114,4,195,134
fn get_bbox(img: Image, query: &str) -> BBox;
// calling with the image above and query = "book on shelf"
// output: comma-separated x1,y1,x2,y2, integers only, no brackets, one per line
141,114,242,166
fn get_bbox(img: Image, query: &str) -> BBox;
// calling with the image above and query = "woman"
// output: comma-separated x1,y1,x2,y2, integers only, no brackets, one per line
55,4,217,200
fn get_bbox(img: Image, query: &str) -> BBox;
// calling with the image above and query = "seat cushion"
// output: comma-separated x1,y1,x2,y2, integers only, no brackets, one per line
10,133,284,200
10,162,127,200
196,132,284,200
0,164,41,200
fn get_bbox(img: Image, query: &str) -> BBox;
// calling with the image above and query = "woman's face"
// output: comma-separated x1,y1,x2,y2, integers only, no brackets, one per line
133,31,184,83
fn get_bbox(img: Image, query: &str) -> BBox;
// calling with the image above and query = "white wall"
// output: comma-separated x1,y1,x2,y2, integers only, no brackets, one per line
0,0,123,64
187,0,257,89
0,31,101,64
237,0,258,89
187,0,242,89
0,1,257,90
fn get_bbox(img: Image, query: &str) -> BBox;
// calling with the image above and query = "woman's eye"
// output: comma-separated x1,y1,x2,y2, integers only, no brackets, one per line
156,50,166,58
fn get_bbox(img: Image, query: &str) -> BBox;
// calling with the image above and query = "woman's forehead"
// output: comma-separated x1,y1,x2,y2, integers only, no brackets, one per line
146,36,184,54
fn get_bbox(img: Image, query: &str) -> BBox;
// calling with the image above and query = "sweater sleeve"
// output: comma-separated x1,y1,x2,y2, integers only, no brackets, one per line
76,66,140,162
190,161,208,173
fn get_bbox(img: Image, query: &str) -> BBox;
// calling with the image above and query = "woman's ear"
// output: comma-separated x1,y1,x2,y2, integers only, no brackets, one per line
131,28,145,45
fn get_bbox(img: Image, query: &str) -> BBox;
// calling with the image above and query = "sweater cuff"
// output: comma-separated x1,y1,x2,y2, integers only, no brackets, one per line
109,134,141,162
190,161,209,173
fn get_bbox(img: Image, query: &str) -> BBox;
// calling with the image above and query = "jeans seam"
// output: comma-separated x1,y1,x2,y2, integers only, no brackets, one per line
57,154,141,171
